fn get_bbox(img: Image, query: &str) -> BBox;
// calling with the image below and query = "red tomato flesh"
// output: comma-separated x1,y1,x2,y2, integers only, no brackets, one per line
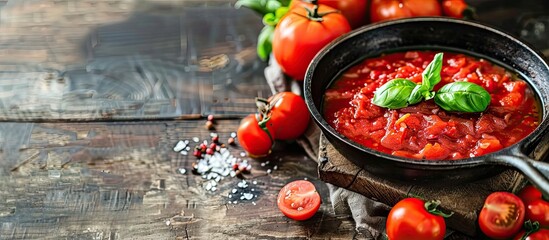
323,51,540,160
479,192,526,239
277,180,321,221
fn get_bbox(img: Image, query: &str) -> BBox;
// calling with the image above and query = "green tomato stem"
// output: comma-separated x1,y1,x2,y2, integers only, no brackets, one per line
520,220,540,240
257,114,274,144
424,200,454,218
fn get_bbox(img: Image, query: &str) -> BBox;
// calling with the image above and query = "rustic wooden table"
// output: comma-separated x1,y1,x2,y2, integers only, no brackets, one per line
0,0,547,239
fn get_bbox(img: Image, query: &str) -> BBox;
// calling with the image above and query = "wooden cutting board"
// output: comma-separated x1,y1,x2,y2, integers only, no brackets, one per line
317,134,527,237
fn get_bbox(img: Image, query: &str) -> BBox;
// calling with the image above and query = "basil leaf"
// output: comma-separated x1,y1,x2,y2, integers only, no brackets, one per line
257,25,275,61
372,79,417,109
408,84,428,105
434,82,491,112
422,53,444,91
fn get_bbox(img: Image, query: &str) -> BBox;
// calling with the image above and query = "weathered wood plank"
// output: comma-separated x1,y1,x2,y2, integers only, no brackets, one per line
0,120,357,239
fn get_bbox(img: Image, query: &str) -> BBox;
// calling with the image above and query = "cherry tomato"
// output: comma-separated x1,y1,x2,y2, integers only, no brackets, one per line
291,0,368,29
526,199,549,228
519,185,543,205
386,198,448,240
514,229,549,240
518,185,549,228
277,180,321,220
442,0,469,18
237,114,276,157
267,92,310,140
273,2,351,80
479,192,526,239
370,0,441,23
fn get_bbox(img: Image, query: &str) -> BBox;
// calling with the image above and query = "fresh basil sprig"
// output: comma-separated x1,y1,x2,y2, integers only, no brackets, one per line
371,52,491,113
373,53,444,109
434,82,491,112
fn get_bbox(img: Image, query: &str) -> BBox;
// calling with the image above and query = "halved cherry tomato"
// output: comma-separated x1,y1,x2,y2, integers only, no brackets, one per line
514,228,549,240
237,114,276,157
479,192,526,239
277,180,321,220
267,92,310,140
273,2,351,80
370,0,441,23
386,198,449,240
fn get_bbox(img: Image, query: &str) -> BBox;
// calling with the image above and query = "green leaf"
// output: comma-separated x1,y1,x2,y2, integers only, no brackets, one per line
262,12,277,26
274,6,289,19
265,0,282,13
408,84,428,105
372,79,417,109
257,25,275,61
279,0,291,7
434,82,491,112
422,53,444,91
235,0,269,15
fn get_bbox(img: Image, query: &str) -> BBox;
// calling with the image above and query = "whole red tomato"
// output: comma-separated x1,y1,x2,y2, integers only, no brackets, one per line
291,0,368,29
514,229,549,240
267,92,310,140
519,185,549,228
273,3,351,80
479,192,526,239
370,0,441,23
442,0,469,18
237,114,276,157
386,198,449,240
526,199,549,228
519,185,543,204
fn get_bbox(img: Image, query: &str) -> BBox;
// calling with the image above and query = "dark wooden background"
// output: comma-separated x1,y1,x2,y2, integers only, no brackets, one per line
0,0,547,239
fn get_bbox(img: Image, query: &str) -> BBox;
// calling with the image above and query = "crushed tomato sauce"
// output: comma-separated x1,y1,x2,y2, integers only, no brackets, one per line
323,51,540,160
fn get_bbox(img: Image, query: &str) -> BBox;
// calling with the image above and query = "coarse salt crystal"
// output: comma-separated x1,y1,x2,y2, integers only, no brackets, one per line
243,193,254,200
173,140,186,152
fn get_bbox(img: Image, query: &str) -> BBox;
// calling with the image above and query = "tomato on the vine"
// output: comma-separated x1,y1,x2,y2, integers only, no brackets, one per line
386,198,451,240
479,192,526,239
273,2,351,80
442,0,469,18
267,92,310,140
277,180,321,220
237,114,276,157
291,0,368,29
370,0,441,23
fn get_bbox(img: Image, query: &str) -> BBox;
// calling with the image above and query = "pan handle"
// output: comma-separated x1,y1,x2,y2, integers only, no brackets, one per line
488,147,549,197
